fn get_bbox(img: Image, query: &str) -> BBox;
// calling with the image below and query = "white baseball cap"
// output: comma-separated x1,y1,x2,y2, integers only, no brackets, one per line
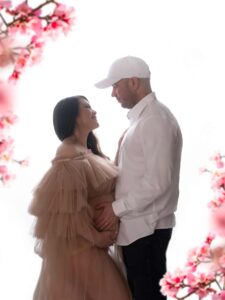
95,56,151,89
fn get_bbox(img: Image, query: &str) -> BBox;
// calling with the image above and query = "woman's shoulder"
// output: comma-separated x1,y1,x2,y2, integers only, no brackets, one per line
55,142,87,159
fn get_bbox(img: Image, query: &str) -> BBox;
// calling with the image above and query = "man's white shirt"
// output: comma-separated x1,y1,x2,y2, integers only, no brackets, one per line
113,92,183,246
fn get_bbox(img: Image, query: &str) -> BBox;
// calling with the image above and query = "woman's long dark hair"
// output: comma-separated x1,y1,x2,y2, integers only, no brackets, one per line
53,95,106,158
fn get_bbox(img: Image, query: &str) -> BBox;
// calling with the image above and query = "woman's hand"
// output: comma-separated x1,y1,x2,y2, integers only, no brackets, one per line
94,202,118,231
93,195,119,231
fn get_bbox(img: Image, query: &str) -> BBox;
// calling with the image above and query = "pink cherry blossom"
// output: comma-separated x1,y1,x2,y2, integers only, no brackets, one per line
0,46,13,67
14,1,32,15
29,18,43,37
210,151,225,169
187,271,215,287
0,0,12,10
160,269,187,297
1,171,16,184
0,83,12,114
186,237,213,271
211,152,222,162
0,139,9,154
211,205,225,237
8,69,21,83
211,171,225,195
0,165,7,174
0,164,15,185
205,233,215,244
212,291,225,300
208,193,225,209
217,161,225,168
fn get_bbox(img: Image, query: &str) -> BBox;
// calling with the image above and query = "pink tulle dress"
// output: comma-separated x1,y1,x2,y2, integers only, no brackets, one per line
29,143,131,300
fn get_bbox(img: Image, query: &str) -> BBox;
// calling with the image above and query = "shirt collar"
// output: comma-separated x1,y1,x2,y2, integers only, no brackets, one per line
127,92,156,123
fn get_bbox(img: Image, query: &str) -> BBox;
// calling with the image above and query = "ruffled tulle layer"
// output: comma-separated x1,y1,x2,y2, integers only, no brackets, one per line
29,151,131,299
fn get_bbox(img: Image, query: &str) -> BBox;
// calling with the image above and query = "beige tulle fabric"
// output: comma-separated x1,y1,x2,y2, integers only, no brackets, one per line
29,146,131,300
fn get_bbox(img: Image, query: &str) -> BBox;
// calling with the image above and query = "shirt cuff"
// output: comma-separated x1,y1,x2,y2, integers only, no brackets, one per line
112,199,127,217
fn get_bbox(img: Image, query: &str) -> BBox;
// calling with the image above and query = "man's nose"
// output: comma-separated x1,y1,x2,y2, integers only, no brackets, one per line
111,88,116,98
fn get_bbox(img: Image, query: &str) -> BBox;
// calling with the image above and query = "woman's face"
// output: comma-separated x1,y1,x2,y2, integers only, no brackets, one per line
76,98,99,131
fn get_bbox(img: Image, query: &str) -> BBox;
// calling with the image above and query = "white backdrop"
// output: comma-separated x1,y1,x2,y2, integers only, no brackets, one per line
0,0,225,299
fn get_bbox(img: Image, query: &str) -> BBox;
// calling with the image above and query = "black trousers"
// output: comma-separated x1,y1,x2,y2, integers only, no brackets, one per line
122,228,172,300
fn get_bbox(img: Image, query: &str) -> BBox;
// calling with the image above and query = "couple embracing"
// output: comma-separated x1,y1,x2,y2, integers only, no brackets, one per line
29,56,182,300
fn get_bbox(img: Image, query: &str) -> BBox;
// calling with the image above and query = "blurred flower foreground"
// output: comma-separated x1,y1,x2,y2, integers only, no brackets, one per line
160,153,225,300
0,0,75,185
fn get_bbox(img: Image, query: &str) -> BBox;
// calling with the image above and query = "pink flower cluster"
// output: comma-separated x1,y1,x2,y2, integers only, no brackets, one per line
0,0,75,81
160,154,225,299
0,0,75,185
0,81,16,184
207,153,225,237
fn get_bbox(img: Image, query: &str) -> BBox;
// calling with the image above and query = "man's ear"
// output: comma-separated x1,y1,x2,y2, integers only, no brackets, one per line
128,77,140,91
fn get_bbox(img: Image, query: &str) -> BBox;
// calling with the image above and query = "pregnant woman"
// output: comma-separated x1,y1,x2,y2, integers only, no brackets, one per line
29,95,131,300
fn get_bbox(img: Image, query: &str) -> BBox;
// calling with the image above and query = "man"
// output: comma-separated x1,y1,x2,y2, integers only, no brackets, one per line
95,56,183,300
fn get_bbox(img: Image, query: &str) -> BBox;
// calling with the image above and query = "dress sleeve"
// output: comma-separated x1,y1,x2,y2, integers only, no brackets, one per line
28,158,102,257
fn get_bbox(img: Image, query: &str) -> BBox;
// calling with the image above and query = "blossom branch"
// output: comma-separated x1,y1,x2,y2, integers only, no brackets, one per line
0,0,75,185
0,0,63,37
0,12,7,27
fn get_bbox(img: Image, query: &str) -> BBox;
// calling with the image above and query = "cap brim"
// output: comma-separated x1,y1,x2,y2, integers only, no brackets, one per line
95,77,118,89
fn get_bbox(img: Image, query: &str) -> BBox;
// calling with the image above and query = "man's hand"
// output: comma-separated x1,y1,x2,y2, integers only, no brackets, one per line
94,202,118,231
96,230,118,248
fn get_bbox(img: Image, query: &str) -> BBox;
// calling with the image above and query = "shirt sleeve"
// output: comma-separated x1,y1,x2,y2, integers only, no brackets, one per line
112,116,182,217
